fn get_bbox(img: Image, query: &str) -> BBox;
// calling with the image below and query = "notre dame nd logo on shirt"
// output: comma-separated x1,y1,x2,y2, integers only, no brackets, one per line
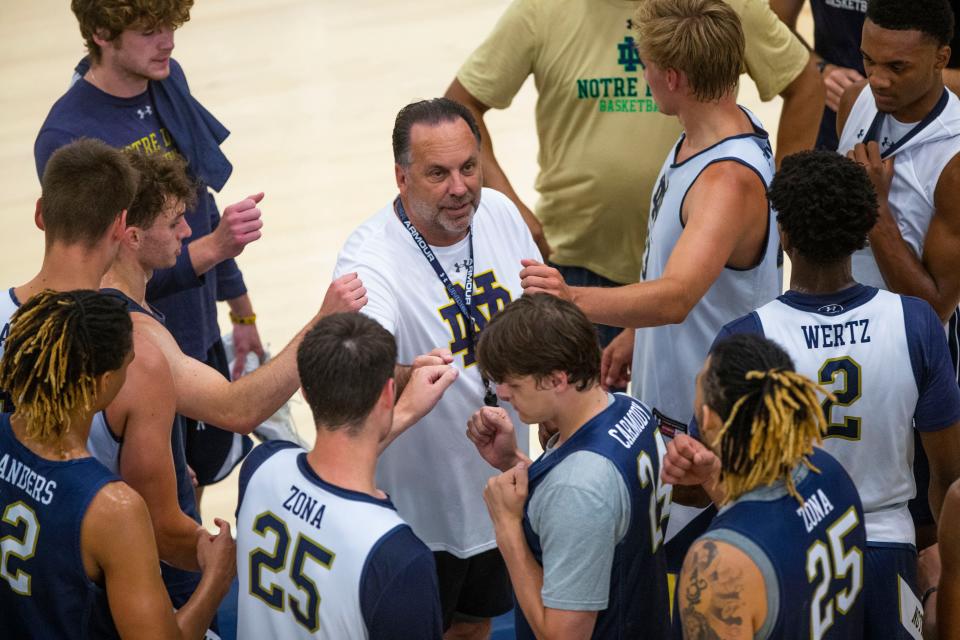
576,33,659,114
438,270,511,366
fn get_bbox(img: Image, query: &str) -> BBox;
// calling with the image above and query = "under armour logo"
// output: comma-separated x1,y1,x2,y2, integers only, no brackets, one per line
881,136,891,148
617,37,643,73
857,128,865,139
817,304,844,315
625,18,634,29
137,105,153,119
453,258,474,274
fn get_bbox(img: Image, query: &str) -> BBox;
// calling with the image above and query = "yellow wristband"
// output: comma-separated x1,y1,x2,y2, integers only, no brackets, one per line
229,311,257,325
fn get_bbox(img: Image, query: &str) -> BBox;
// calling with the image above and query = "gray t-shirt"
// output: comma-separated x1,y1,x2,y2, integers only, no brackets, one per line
528,438,631,610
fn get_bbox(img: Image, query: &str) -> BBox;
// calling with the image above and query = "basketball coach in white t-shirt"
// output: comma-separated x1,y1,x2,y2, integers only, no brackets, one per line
335,98,542,640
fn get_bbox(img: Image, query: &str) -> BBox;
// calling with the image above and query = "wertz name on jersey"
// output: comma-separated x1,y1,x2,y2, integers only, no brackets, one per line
801,319,871,350
0,453,57,505
796,488,836,533
281,484,326,530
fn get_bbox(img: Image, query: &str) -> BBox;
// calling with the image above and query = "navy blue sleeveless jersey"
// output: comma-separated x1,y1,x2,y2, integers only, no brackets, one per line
518,394,671,639
0,415,120,639
700,448,866,639
100,288,203,607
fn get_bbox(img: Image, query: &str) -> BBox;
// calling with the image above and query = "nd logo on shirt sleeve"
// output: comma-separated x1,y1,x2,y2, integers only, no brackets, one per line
437,270,512,367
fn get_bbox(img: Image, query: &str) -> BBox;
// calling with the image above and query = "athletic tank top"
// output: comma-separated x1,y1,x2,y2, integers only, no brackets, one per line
519,394,671,639
87,412,122,475
701,449,866,639
753,286,960,545
236,444,426,639
99,288,203,602
633,107,779,427
0,414,120,639
838,86,960,291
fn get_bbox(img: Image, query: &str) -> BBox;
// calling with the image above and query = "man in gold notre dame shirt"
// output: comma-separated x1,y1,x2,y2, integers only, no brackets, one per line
446,0,821,351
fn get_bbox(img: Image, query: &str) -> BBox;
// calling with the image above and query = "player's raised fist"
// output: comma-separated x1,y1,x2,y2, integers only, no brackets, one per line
214,192,265,259
519,259,572,301
320,272,367,316
467,406,521,472
397,363,459,426
483,462,528,527
661,434,720,488
197,519,237,596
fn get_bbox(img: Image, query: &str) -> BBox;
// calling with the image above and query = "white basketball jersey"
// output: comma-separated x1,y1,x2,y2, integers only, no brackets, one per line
838,85,960,290
752,286,959,544
635,109,780,545
633,108,779,429
237,445,433,639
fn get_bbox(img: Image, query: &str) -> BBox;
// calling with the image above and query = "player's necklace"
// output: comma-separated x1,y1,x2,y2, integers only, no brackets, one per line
862,88,948,159
393,197,498,407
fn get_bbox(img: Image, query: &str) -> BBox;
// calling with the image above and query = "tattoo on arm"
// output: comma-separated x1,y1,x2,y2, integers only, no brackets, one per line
681,541,748,640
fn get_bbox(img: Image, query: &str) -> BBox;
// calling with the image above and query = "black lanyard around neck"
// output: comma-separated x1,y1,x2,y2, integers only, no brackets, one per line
394,197,498,407
863,88,949,159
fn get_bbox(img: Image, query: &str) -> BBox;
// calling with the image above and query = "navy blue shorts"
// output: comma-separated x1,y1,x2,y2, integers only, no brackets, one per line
434,548,512,629
864,544,919,639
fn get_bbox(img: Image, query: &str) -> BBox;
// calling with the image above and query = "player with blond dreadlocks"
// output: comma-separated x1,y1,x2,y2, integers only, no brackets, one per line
676,333,866,639
668,151,960,639
0,289,235,639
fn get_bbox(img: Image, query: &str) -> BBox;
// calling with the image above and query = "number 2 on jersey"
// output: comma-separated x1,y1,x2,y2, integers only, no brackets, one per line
1,501,39,596
249,511,335,633
637,430,672,552
818,356,862,440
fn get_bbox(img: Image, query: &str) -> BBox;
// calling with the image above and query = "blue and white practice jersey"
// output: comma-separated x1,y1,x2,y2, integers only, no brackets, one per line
719,285,960,545
633,107,778,429
0,414,120,638
838,86,960,294
634,108,779,549
235,442,442,640
700,448,866,639
519,394,672,639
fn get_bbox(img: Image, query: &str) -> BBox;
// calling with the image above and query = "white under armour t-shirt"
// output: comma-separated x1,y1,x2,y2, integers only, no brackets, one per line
335,187,541,557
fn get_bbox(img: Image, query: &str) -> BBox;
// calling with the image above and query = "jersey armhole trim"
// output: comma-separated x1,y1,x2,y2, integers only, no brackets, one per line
699,528,779,640
677,157,771,273
98,411,122,444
